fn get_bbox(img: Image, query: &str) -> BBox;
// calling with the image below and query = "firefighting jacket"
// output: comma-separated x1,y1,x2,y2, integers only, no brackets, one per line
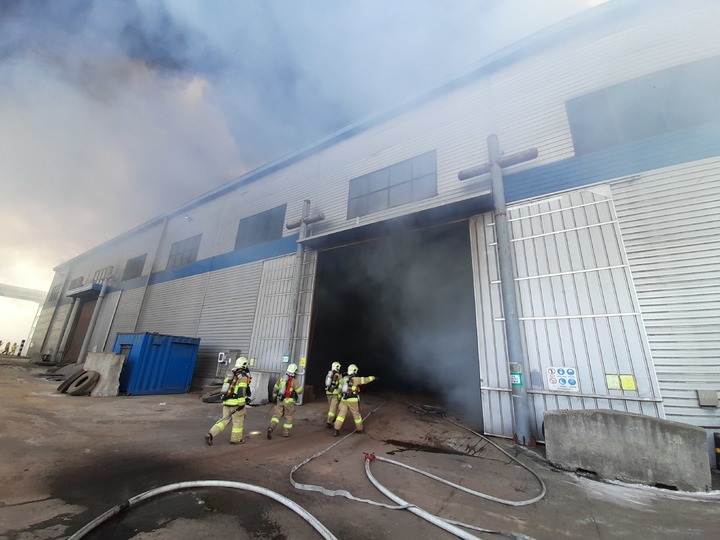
340,375,376,402
222,371,250,407
272,375,304,403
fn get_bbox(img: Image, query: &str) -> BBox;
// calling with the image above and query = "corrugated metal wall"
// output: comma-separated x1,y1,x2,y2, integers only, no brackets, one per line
89,290,120,353
471,186,663,438
247,250,317,373
612,157,720,429
248,255,296,372
135,275,206,337
194,261,264,378
106,287,145,350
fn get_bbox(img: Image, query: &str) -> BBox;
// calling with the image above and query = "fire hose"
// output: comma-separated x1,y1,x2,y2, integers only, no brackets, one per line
290,402,545,539
67,480,337,540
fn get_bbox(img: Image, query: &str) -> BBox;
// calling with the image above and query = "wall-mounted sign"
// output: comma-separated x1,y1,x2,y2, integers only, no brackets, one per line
510,372,523,386
546,366,579,392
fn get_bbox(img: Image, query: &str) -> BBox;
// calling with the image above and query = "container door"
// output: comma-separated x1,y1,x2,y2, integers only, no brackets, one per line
162,341,199,393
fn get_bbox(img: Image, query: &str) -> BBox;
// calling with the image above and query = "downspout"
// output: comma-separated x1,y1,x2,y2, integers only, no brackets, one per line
76,276,113,364
134,216,169,332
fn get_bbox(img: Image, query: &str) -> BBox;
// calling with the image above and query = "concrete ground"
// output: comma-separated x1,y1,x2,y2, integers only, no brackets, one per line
1,355,718,540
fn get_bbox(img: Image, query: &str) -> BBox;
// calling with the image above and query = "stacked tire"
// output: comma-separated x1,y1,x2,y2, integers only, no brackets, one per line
56,369,100,396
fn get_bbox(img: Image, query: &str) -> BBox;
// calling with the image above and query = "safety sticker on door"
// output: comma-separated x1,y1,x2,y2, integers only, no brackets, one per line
546,366,579,392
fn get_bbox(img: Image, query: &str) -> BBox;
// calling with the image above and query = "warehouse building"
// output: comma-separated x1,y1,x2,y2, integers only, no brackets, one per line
31,0,720,457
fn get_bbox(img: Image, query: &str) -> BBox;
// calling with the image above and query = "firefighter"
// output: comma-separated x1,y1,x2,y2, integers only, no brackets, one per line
333,364,377,436
267,363,304,439
205,356,251,446
324,362,343,428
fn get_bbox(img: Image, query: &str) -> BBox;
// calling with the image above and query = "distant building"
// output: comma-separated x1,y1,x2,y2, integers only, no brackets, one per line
32,0,720,457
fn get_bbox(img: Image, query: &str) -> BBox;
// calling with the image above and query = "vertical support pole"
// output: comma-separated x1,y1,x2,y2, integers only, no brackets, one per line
488,134,533,445
284,199,310,364
76,278,111,364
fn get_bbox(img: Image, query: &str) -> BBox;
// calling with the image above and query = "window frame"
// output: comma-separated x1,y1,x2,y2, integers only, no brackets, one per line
234,204,287,251
166,234,202,270
347,151,437,219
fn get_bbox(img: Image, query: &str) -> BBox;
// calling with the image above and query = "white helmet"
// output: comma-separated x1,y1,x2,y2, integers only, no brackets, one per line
286,363,298,376
347,364,358,376
235,356,249,369
331,362,341,372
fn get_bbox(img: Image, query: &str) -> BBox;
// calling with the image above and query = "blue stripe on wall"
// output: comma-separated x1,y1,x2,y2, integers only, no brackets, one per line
112,234,299,292
110,125,720,294
504,124,720,203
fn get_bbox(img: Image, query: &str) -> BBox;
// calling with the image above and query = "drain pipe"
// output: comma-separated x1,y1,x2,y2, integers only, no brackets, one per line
76,275,113,364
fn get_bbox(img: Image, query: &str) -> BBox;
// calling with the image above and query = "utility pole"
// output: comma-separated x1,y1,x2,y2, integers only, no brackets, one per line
458,134,538,445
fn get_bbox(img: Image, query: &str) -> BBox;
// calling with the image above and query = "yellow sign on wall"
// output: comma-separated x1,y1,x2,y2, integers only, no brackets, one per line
620,375,637,391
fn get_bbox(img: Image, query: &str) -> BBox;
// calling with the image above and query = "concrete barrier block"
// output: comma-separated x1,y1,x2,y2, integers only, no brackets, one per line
545,409,711,492
84,352,125,397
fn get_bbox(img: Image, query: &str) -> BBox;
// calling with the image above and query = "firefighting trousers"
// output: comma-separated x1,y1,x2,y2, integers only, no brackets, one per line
334,400,363,432
269,401,296,435
326,394,340,423
209,405,246,443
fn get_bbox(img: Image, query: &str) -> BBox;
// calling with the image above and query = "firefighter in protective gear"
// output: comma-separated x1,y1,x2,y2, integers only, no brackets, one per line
333,364,377,436
206,356,251,446
267,363,303,439
324,362,343,428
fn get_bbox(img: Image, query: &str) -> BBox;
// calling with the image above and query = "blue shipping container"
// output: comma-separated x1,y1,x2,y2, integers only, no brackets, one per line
112,333,201,395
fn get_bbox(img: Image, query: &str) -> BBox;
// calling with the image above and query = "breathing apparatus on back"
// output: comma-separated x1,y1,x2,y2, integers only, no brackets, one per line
221,356,250,398
324,362,342,393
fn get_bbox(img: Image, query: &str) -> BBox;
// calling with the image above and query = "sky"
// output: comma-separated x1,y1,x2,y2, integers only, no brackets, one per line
0,0,606,346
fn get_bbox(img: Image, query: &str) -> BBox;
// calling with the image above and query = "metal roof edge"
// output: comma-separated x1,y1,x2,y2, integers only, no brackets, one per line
56,0,651,270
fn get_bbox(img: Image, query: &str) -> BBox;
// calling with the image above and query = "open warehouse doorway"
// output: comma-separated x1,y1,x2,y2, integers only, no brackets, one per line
306,220,483,428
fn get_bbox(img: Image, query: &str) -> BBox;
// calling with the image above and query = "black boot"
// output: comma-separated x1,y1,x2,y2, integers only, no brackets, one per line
266,427,273,440
333,429,340,437
326,422,333,428
205,433,213,446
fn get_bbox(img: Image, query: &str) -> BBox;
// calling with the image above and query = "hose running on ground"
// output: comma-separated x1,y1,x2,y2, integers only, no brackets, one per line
441,413,547,506
291,401,543,539
67,480,337,540
290,401,409,509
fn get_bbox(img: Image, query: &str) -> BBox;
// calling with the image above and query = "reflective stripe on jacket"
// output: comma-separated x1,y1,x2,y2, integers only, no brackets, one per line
223,375,249,406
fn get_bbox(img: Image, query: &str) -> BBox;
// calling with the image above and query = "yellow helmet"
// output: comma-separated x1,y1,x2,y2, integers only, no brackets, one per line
235,356,249,369
287,363,298,375
347,364,358,376
331,362,341,372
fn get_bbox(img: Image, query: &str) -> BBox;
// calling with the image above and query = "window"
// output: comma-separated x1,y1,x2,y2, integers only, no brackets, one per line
93,266,114,282
48,285,62,302
347,151,437,219
68,277,84,289
122,254,147,281
167,235,202,270
235,205,286,250
566,56,720,155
